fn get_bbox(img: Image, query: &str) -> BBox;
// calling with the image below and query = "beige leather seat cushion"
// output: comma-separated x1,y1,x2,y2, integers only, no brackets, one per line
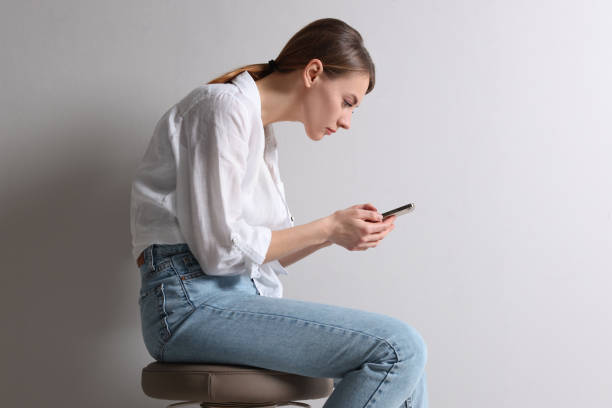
141,362,334,403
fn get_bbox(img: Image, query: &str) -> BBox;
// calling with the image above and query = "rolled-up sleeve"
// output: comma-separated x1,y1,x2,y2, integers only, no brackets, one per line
178,95,271,276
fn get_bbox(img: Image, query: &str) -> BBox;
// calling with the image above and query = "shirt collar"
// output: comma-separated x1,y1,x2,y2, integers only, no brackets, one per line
231,70,275,146
231,70,261,118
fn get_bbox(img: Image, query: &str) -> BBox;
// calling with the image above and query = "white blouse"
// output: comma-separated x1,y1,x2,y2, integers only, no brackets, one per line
130,70,295,298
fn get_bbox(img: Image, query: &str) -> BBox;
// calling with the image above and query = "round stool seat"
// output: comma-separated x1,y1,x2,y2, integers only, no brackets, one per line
141,362,334,407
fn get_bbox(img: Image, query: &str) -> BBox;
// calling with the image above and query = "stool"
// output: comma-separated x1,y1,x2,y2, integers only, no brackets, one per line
141,362,334,407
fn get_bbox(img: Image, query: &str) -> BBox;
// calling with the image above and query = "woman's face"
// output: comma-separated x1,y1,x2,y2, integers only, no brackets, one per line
301,62,370,141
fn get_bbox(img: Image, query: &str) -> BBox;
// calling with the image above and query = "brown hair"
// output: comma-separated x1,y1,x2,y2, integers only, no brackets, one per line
206,18,375,94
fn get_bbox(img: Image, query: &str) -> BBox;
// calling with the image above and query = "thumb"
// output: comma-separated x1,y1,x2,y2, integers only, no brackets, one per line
361,202,378,212
360,203,383,222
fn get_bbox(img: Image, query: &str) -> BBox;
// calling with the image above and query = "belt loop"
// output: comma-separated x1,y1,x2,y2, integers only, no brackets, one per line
147,245,154,271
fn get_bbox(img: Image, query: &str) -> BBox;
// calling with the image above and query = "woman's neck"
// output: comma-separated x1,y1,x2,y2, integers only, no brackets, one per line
255,71,304,127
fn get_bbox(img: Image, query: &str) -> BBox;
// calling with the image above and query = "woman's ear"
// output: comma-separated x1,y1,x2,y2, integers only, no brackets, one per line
303,59,324,87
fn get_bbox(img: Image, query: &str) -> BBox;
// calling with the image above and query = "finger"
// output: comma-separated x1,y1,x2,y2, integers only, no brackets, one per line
376,221,390,232
360,209,383,222
372,216,393,230
363,219,389,231
356,240,379,250
382,215,396,225
354,203,378,215
362,202,377,212
368,225,394,241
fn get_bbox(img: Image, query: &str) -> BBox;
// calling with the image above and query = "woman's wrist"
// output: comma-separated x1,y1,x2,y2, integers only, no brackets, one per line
318,213,336,244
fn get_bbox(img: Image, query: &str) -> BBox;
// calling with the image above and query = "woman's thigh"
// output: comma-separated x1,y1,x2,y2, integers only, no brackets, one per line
165,291,427,381
137,243,427,382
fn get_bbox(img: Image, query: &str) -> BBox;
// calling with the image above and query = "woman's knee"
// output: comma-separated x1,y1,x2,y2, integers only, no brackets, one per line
376,316,428,369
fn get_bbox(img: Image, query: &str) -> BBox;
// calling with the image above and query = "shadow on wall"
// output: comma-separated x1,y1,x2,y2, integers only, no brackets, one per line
1,104,155,407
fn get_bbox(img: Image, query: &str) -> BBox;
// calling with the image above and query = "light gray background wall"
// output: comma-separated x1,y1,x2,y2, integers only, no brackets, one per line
1,1,610,407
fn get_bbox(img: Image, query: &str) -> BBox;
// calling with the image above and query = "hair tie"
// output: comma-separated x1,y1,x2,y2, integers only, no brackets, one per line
268,59,277,71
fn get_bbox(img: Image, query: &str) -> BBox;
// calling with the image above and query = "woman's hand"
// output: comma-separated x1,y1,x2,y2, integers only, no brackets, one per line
326,203,396,251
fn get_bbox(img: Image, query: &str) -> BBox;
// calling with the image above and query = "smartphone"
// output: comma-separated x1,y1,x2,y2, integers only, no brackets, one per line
381,203,414,220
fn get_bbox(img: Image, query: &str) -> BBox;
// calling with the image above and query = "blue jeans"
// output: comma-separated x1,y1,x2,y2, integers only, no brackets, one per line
138,243,429,408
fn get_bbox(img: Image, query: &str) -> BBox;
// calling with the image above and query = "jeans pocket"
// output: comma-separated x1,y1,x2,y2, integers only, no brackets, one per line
165,250,253,308
138,284,171,361
138,269,195,361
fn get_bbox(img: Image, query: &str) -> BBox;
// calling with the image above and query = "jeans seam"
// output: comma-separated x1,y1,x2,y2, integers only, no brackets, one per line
195,302,401,360
157,280,198,361
170,256,196,309
159,283,171,337
155,283,171,361
363,359,398,408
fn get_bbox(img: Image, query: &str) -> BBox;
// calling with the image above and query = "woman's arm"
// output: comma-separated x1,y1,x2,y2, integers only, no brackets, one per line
263,217,331,264
277,240,333,268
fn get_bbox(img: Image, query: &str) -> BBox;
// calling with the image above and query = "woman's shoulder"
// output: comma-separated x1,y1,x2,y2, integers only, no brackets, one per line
175,82,252,123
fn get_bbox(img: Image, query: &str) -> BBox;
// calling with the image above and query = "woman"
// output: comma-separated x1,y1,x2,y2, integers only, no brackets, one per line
131,18,428,408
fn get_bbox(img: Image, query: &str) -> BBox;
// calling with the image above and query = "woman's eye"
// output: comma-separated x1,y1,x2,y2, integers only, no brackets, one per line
343,100,353,108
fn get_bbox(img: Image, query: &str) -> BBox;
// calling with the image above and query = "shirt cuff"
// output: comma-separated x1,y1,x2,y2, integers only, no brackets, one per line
269,259,289,275
230,225,271,266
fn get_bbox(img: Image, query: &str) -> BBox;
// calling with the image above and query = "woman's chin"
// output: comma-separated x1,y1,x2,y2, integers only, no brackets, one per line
304,125,326,141
307,131,325,141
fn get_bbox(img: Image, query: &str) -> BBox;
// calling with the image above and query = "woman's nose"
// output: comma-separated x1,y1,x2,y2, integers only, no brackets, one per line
338,114,351,130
